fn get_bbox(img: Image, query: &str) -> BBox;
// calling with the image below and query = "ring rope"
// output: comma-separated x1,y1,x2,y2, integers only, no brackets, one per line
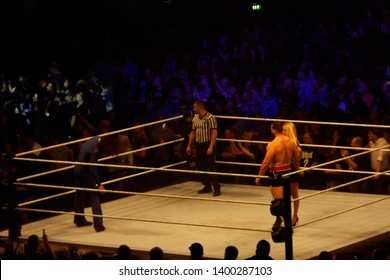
102,161,186,185
216,138,390,152
214,115,390,129
13,157,270,179
99,138,184,162
14,114,390,159
15,207,271,233
15,180,389,234
15,115,184,157
17,165,75,182
18,190,389,234
15,182,271,207
14,142,388,182
16,161,186,206
19,169,384,209
14,169,389,235
292,169,390,202
18,190,76,207
299,167,390,176
13,114,389,182
283,144,390,178
15,139,389,183
216,160,260,167
13,145,390,181
294,195,390,228
14,143,388,211
216,160,390,176
15,138,185,182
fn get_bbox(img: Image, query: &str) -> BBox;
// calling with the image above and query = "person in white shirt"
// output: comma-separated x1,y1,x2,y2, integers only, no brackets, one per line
367,128,390,173
367,128,390,194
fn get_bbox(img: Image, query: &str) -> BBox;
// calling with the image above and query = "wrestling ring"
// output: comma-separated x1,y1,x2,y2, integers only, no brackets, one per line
1,115,390,260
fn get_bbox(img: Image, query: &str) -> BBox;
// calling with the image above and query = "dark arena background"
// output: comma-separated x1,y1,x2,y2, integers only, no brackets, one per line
1,0,389,75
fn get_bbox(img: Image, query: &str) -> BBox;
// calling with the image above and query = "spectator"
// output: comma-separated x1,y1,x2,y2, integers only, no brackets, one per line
189,242,204,260
130,125,149,167
245,240,273,260
117,244,132,260
259,86,279,119
340,136,371,192
39,133,74,187
318,251,334,260
321,127,346,190
25,233,56,260
366,127,390,194
82,251,101,260
149,246,164,260
55,247,71,260
47,61,66,91
382,81,390,111
367,128,390,174
224,245,239,260
219,127,243,161
371,247,389,260
99,121,134,191
300,131,324,190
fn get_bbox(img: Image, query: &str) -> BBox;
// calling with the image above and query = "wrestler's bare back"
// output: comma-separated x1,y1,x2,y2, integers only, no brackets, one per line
264,135,296,169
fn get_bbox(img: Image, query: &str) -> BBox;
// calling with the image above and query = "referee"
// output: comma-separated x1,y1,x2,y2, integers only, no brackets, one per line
186,100,221,196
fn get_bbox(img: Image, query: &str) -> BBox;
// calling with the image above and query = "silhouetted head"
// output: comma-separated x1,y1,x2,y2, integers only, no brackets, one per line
27,234,40,252
319,251,333,260
224,246,239,260
117,244,132,260
149,246,164,260
189,242,203,260
256,240,270,257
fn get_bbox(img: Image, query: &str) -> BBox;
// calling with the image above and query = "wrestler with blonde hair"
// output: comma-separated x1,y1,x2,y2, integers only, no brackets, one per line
283,121,302,226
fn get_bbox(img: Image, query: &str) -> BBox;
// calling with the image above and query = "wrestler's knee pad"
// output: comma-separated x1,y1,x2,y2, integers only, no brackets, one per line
271,226,285,243
270,199,284,216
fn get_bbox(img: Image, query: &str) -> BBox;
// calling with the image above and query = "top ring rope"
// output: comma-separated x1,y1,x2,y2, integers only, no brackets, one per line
102,161,186,186
13,157,269,179
214,115,390,129
14,115,184,157
98,137,184,162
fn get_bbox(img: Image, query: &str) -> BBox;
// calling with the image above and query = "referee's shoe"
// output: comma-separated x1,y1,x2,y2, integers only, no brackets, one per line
198,186,212,194
213,189,221,196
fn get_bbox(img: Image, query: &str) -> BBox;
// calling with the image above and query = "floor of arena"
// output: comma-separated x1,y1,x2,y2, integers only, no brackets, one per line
2,181,390,260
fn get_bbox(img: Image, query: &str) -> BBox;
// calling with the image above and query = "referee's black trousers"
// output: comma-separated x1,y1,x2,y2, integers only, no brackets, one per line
195,142,220,190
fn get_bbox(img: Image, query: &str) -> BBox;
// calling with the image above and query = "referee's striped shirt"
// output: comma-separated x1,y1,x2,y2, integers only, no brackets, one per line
192,112,218,143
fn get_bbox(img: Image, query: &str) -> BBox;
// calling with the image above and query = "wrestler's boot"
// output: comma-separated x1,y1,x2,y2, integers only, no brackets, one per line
272,216,284,231
270,199,284,216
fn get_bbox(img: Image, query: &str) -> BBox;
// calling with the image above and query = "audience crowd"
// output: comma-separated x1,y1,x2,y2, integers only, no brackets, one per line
1,234,389,260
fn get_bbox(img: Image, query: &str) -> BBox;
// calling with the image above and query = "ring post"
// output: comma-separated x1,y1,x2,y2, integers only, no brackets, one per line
283,176,293,260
